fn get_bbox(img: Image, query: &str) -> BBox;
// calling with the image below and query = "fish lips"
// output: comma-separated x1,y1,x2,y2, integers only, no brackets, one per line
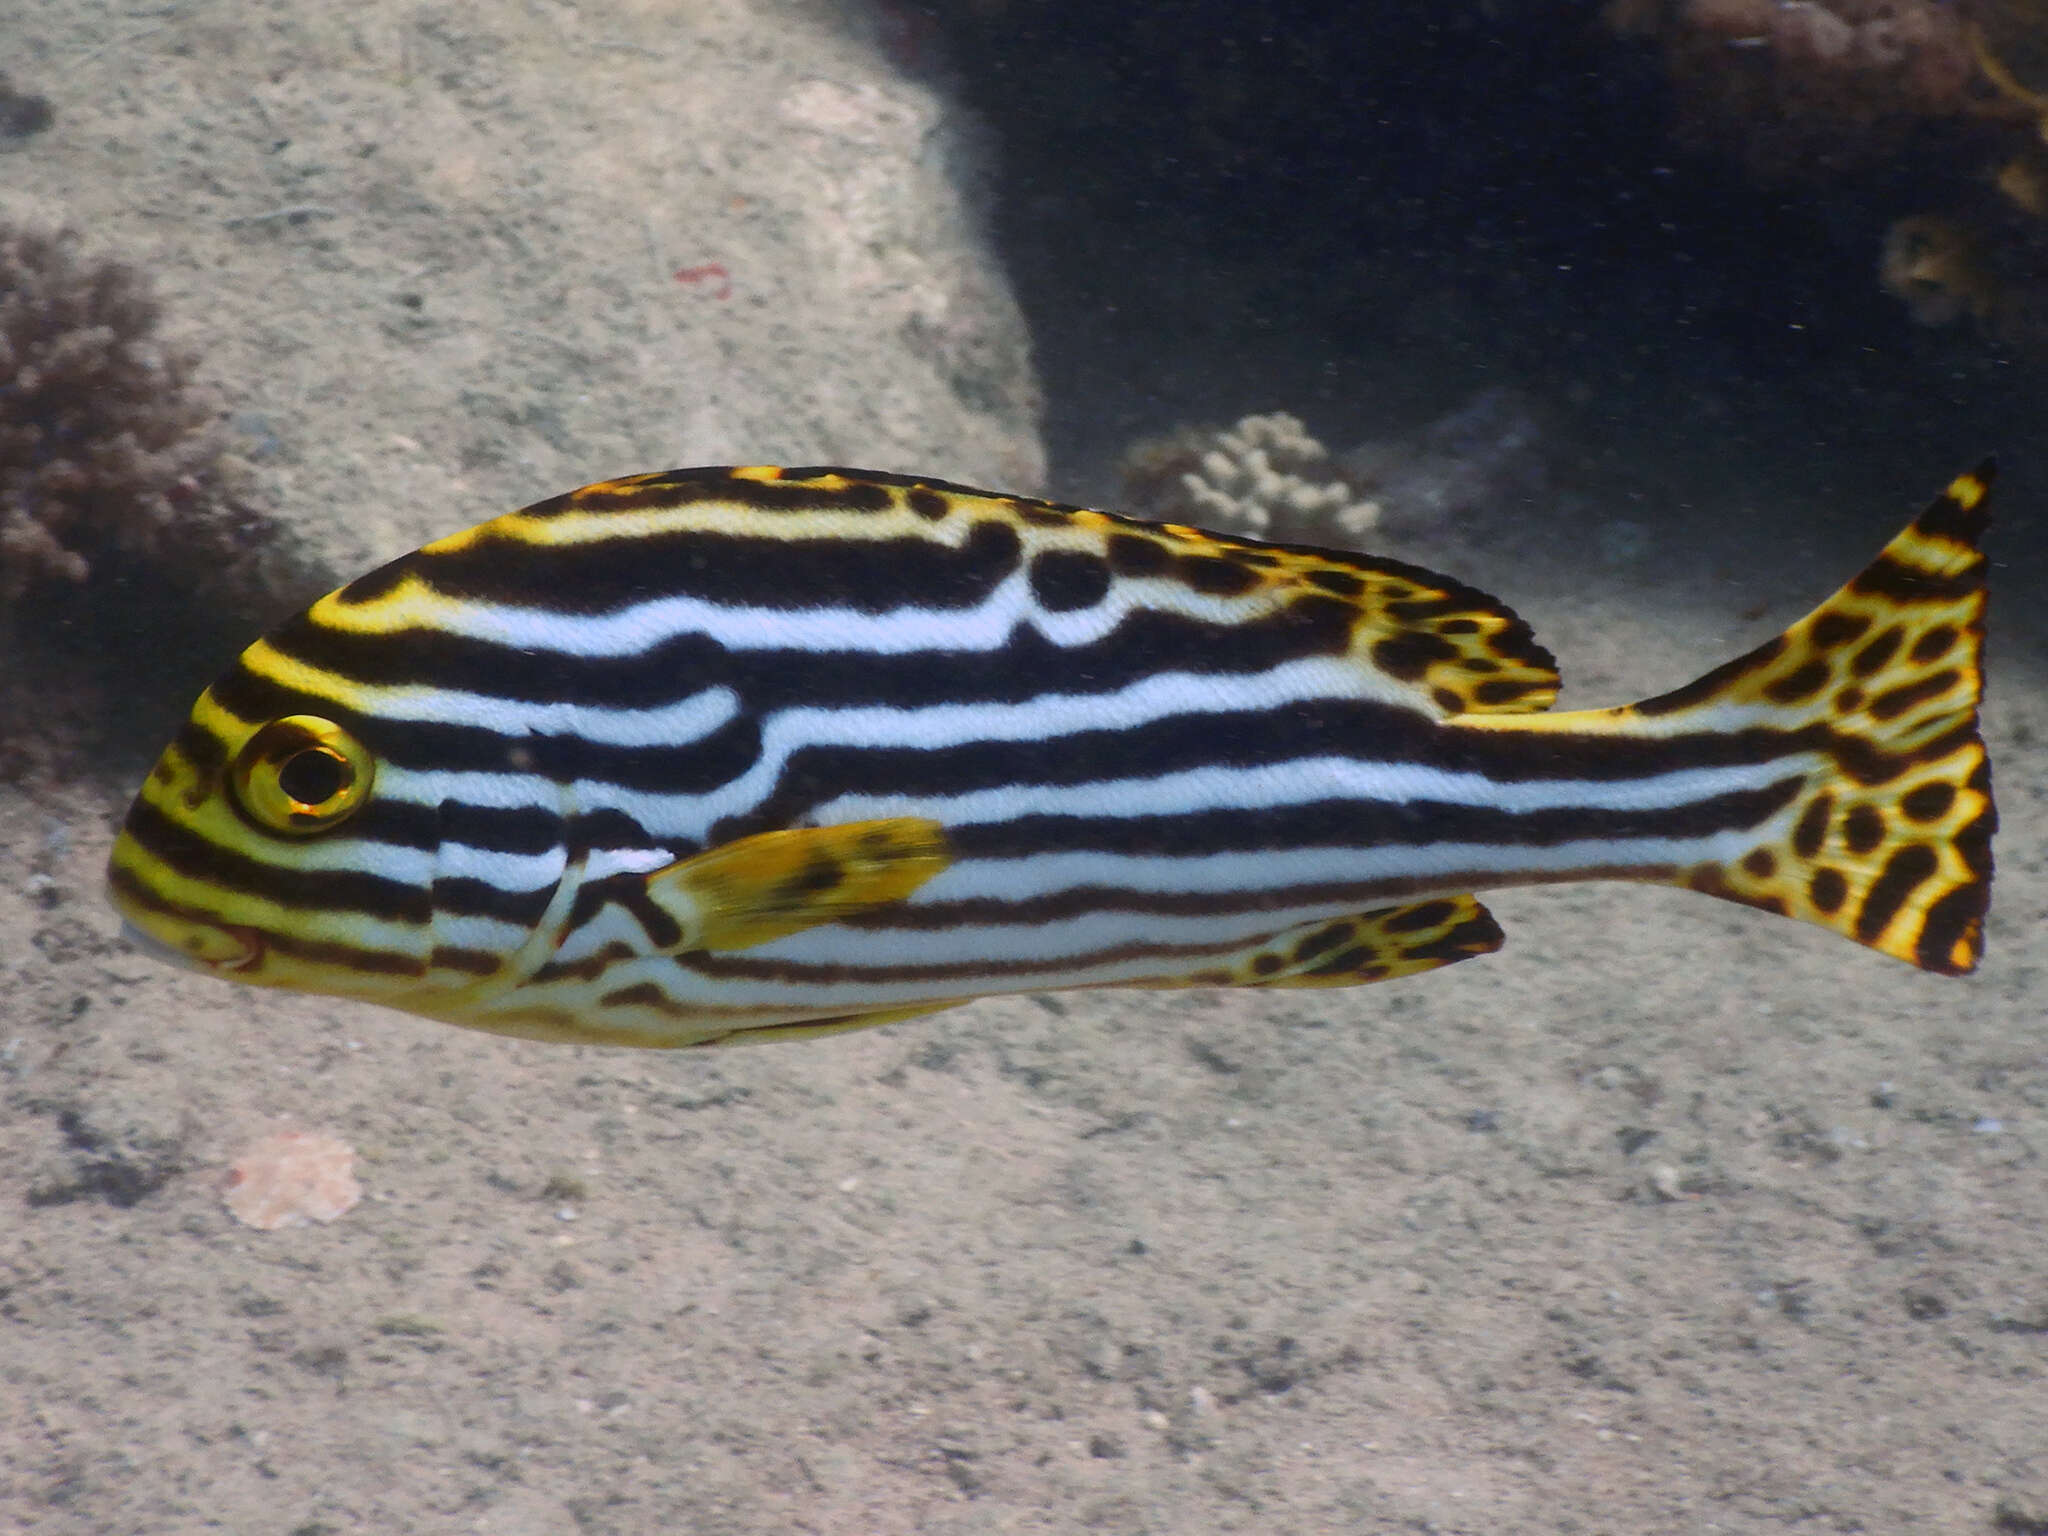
119,917,264,976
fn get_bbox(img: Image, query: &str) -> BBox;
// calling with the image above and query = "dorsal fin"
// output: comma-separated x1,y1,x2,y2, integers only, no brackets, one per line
1095,512,1562,718
486,465,1564,719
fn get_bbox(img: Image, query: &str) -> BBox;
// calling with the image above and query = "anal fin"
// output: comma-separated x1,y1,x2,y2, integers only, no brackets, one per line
643,818,952,953
1122,896,1504,990
695,1001,963,1048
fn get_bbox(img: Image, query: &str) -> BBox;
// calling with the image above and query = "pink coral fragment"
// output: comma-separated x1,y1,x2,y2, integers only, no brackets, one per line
221,1129,362,1231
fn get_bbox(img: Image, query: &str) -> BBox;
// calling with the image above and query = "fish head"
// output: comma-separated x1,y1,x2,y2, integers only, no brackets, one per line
105,678,451,1007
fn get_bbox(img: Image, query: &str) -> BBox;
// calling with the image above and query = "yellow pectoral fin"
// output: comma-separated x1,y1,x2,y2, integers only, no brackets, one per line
642,817,953,953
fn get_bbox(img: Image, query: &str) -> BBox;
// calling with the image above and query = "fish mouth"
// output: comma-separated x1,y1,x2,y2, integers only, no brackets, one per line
117,916,265,976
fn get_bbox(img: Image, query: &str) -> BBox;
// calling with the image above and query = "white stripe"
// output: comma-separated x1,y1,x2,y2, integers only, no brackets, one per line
431,841,565,891
525,819,1792,1017
379,730,1812,866
819,754,1819,834
373,657,1410,840
420,569,1324,661
774,825,1790,967
431,912,534,953
350,684,740,749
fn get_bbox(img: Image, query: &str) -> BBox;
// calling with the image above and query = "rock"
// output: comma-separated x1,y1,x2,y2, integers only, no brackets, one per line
0,0,1043,596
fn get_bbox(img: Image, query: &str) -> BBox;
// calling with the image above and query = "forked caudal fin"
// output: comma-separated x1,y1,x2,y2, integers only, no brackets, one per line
1461,463,1996,975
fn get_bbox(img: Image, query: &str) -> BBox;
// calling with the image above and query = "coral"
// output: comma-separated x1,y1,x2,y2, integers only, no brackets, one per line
1117,412,1377,544
1617,0,2005,176
1611,2,2048,345
1117,396,1547,552
1337,388,1548,538
0,223,299,609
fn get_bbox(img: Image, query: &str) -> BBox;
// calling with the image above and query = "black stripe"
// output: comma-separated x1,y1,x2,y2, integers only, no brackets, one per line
247,598,1361,715
438,801,564,857
516,467,1032,519
677,932,1294,988
210,662,770,791
942,779,1805,863
1911,461,1994,545
172,718,229,785
409,518,1025,617
840,878,1434,930
345,797,439,851
714,701,1432,842
429,873,558,926
119,796,431,925
1850,556,1978,605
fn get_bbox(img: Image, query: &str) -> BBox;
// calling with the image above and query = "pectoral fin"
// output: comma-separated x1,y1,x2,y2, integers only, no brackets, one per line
642,818,953,953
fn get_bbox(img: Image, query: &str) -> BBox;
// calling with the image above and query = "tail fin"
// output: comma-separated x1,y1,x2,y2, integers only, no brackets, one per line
1640,463,1996,974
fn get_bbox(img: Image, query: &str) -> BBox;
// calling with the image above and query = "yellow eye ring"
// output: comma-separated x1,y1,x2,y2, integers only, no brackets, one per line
228,715,374,836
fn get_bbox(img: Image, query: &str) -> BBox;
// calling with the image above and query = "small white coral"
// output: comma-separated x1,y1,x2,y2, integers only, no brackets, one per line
1118,412,1375,543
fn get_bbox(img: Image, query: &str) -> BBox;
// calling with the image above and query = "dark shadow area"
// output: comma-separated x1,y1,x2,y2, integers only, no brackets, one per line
4,561,291,793
925,2,2046,657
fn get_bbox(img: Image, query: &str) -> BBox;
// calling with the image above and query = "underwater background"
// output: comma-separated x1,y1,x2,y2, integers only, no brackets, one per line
2,2,2045,1531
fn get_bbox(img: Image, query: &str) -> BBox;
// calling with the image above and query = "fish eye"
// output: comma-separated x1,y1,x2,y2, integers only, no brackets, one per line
228,715,374,836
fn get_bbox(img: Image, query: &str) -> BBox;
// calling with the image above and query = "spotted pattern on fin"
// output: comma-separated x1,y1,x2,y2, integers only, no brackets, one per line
1674,464,1994,974
1118,895,1505,990
642,816,954,953
1457,463,1995,975
489,466,1561,721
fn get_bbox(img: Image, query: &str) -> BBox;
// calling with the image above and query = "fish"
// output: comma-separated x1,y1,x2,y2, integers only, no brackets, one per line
105,461,1996,1048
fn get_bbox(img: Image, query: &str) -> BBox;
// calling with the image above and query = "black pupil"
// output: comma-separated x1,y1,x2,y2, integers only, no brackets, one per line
277,747,349,807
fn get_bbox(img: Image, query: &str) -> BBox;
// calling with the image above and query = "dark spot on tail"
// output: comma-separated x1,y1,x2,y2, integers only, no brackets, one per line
1810,611,1870,649
1843,804,1886,857
1917,883,1985,973
1856,844,1939,945
1852,560,1974,605
1900,782,1957,823
1809,867,1848,914
1911,459,1995,545
1869,670,1959,722
1764,660,1831,704
1851,627,1904,678
1910,625,1959,664
1793,795,1833,860
1635,637,1785,718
